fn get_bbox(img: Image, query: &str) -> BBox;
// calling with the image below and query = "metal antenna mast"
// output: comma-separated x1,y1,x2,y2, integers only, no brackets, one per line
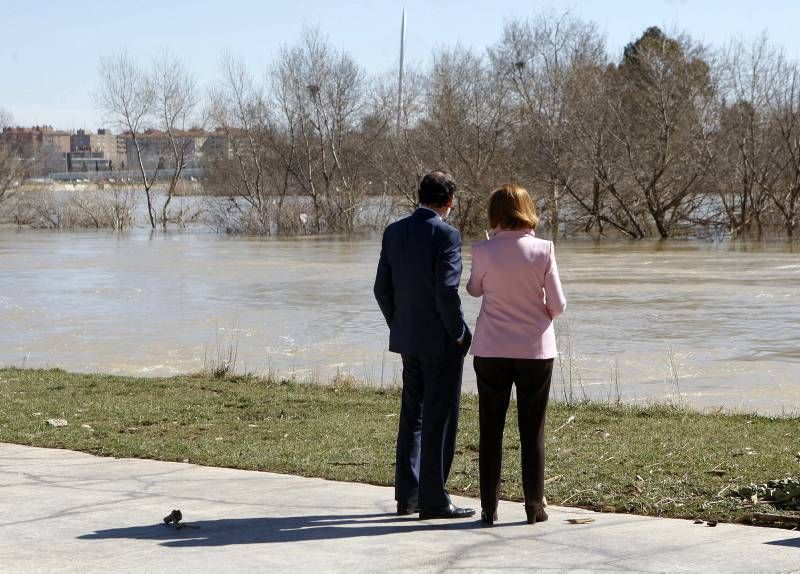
396,7,406,134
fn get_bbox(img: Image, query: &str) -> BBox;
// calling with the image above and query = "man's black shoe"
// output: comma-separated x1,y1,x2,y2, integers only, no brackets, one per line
397,502,419,516
419,503,476,520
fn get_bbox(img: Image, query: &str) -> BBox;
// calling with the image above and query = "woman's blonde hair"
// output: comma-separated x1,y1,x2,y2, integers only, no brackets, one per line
488,184,539,230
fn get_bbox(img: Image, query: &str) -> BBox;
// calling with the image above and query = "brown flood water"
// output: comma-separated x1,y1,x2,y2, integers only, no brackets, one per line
1,228,798,413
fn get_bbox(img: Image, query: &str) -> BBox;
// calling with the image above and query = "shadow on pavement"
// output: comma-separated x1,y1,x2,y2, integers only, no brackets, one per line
78,512,508,547
764,537,800,548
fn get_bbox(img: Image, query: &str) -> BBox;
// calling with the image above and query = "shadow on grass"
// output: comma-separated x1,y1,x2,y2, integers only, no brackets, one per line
78,512,508,547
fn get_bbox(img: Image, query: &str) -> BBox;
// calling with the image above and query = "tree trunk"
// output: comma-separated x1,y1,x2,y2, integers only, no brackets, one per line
653,211,670,239
551,180,560,243
161,179,176,229
144,187,156,229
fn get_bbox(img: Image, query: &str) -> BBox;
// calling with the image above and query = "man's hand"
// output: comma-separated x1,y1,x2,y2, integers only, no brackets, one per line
458,329,473,356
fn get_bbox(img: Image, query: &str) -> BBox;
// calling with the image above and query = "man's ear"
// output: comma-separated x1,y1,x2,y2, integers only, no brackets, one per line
445,197,454,209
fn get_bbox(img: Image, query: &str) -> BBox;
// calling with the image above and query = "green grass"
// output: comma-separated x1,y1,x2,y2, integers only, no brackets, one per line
1,367,798,526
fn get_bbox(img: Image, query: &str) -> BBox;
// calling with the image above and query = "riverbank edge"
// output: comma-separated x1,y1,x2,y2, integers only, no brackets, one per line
1,367,798,528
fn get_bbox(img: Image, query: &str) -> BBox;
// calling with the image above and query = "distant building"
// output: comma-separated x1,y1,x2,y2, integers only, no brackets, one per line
66,151,113,173
41,130,71,155
201,128,235,160
0,126,71,176
124,129,232,172
69,129,126,171
0,124,235,178
1,125,71,154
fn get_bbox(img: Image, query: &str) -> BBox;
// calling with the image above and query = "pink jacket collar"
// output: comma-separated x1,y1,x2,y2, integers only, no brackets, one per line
490,227,536,238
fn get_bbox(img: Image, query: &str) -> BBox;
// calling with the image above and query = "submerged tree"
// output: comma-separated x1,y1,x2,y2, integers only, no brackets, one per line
363,67,428,210
709,36,780,237
611,27,716,238
96,51,159,228
416,46,513,232
563,61,650,237
86,15,800,239
492,12,605,239
761,58,800,237
152,53,201,228
271,28,373,234
97,52,201,230
0,109,26,206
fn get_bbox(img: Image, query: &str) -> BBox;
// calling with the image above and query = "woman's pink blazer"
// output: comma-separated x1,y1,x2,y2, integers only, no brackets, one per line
466,229,566,359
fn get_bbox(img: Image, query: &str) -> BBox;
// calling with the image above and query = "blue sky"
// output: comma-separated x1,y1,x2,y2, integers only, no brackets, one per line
3,0,799,129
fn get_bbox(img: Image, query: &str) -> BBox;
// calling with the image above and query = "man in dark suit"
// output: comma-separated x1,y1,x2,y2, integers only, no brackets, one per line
373,171,474,520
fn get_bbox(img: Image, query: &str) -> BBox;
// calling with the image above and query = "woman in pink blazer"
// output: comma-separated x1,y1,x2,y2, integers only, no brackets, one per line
466,184,566,526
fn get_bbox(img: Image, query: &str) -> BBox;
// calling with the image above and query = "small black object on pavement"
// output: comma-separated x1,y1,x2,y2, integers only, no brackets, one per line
163,509,183,529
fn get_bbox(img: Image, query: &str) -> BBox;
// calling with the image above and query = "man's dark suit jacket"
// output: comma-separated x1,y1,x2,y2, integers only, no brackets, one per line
373,208,471,358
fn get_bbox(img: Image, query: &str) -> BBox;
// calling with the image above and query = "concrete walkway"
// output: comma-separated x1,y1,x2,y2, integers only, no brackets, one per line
1,443,798,573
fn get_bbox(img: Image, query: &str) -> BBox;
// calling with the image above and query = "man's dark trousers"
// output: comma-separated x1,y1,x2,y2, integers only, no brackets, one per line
395,352,464,508
373,208,471,510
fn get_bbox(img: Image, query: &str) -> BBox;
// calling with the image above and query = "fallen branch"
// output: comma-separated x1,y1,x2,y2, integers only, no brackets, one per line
750,513,800,528
553,415,575,433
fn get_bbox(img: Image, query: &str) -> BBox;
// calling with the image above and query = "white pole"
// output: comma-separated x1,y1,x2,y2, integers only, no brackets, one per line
396,7,406,134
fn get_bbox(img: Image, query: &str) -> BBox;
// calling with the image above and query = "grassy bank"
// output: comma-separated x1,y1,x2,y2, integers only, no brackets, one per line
1,367,798,526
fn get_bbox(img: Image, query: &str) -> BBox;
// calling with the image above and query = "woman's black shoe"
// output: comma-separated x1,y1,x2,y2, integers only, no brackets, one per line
525,503,548,525
396,502,419,516
480,509,498,526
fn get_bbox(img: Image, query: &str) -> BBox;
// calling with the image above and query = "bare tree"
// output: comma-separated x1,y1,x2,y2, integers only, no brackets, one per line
492,13,605,240
704,36,780,236
419,46,512,233
153,53,200,227
272,28,372,234
758,57,800,237
609,27,716,238
86,19,800,239
21,188,137,230
0,109,25,206
563,62,649,237
96,51,158,228
364,68,428,211
206,55,274,234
